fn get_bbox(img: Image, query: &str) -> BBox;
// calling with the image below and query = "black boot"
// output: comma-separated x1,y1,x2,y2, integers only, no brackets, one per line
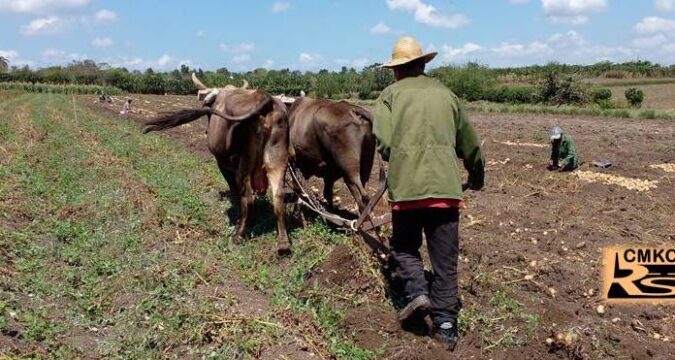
397,294,430,322
434,320,459,352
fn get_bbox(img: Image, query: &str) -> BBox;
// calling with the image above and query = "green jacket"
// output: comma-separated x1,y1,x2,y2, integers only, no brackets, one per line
373,75,485,203
551,134,579,170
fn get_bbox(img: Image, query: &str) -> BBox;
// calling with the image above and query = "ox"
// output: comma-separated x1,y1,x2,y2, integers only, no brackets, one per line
288,97,375,212
143,74,292,255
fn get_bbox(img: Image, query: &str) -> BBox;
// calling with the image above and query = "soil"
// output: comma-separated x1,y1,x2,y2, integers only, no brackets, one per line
305,245,370,292
82,95,675,359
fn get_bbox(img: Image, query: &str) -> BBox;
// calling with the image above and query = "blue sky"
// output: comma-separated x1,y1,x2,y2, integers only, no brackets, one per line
2,0,675,71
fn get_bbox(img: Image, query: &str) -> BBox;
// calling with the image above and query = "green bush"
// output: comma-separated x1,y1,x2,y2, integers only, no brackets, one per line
591,88,612,103
484,86,537,104
537,72,589,105
625,87,645,108
430,63,497,102
597,99,614,109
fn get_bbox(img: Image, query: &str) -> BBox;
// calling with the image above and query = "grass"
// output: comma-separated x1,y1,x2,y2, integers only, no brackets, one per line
0,94,374,359
590,77,675,87
465,101,675,120
460,288,540,352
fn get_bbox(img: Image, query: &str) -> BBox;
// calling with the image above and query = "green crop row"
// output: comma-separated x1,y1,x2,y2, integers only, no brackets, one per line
0,82,124,95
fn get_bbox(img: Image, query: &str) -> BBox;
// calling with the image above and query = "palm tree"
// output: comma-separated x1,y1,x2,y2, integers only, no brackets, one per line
0,56,8,73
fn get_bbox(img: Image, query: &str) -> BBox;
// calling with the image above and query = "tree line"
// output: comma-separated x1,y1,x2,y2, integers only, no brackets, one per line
0,57,673,103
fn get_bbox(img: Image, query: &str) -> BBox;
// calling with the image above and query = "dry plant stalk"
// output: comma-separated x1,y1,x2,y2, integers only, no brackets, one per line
650,163,675,173
498,141,548,148
575,170,658,192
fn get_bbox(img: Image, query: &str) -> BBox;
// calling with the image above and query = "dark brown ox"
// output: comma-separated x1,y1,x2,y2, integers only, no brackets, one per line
143,74,292,255
288,97,375,211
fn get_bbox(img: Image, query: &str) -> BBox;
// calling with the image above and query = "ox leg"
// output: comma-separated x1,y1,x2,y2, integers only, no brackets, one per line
323,176,337,210
266,164,291,256
345,175,370,213
216,158,239,202
232,175,253,245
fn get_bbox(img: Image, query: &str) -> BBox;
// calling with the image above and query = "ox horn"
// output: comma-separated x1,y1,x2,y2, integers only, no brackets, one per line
241,79,249,89
217,94,272,121
191,73,208,91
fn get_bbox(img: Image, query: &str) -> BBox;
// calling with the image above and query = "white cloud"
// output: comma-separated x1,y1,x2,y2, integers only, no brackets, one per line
0,0,92,14
41,48,85,63
386,0,469,28
91,36,113,48
548,15,589,24
335,57,370,68
370,21,391,34
101,55,185,70
196,30,205,38
632,34,669,49
94,9,116,23
271,1,290,13
0,49,19,60
439,43,482,62
157,54,172,66
542,0,607,24
492,41,550,58
232,54,252,64
299,52,317,64
635,16,675,34
21,16,63,35
0,50,32,67
263,59,275,68
219,42,255,65
655,0,675,12
219,42,255,54
548,30,586,46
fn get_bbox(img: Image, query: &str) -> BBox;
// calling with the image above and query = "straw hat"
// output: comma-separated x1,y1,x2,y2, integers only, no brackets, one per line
382,36,438,68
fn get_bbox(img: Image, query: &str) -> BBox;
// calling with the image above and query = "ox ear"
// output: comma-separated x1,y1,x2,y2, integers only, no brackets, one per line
198,89,219,105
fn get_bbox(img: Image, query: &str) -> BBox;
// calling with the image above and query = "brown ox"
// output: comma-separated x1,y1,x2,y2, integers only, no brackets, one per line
288,97,375,211
143,74,292,255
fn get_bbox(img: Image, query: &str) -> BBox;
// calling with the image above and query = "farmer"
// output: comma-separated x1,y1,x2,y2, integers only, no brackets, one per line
373,36,485,352
547,126,579,171
120,98,133,116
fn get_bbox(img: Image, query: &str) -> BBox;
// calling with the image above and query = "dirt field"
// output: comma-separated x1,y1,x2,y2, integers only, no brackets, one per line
2,93,675,359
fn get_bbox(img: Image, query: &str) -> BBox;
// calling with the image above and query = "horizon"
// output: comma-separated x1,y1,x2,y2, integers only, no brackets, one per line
2,1,675,72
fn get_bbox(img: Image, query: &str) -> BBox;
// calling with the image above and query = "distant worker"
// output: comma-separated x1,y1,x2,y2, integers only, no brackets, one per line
548,126,579,171
373,36,485,352
120,99,133,116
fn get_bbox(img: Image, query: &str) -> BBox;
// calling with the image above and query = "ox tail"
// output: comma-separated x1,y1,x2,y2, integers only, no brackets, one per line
350,106,375,186
360,133,376,186
143,108,211,134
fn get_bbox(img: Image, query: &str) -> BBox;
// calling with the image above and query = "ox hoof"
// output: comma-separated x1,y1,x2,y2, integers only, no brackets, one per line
231,234,245,246
277,244,292,257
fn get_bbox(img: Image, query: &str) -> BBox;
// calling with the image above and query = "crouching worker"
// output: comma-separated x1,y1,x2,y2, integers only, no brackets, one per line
120,99,133,116
548,126,579,171
374,36,485,352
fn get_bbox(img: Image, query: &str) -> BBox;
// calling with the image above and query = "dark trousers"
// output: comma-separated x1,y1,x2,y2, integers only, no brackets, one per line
391,207,460,325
